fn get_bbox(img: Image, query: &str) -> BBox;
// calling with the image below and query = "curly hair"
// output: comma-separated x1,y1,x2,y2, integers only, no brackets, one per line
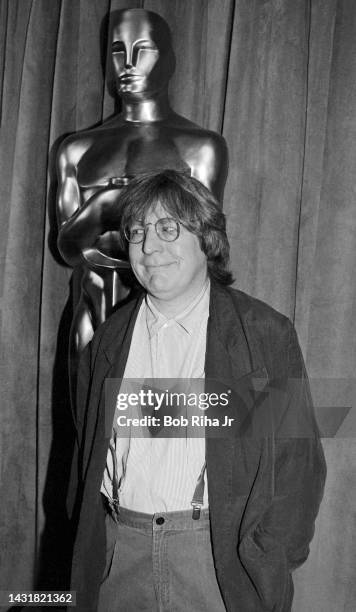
115,170,234,286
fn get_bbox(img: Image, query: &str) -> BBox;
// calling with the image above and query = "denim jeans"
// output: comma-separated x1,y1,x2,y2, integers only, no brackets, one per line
97,506,227,611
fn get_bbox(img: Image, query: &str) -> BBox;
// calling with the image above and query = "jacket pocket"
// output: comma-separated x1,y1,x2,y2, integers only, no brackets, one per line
239,528,292,611
100,513,118,584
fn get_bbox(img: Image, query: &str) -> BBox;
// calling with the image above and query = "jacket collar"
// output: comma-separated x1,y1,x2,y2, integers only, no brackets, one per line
100,280,262,382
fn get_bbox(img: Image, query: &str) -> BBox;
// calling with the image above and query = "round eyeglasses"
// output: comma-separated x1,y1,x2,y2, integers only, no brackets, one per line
124,217,180,244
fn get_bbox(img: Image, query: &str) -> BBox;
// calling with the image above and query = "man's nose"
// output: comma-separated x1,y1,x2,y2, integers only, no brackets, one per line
142,226,162,254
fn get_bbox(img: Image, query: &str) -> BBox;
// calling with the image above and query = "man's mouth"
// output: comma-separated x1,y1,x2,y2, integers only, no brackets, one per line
145,262,176,269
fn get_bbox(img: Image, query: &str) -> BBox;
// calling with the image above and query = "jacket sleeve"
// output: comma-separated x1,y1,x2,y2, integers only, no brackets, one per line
239,319,326,610
261,321,326,568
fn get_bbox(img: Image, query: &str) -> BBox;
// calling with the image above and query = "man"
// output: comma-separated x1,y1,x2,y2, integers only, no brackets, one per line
67,170,326,611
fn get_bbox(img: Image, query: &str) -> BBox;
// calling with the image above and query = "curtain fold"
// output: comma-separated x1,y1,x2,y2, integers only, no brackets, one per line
0,1,355,610
0,0,62,590
223,0,310,318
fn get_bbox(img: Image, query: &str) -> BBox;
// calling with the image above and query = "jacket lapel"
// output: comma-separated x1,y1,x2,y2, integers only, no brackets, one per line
102,292,145,373
205,282,265,512
82,293,145,478
205,281,254,382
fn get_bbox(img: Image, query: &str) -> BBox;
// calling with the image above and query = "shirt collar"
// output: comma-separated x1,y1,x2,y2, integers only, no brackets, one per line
146,279,210,339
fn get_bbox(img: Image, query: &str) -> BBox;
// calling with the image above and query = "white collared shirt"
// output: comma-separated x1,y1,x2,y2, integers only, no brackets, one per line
101,280,210,512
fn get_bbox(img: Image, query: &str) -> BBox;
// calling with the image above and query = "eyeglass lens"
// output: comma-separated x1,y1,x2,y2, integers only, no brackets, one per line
125,218,180,243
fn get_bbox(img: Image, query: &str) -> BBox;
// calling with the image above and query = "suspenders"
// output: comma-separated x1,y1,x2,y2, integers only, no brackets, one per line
107,440,121,521
191,462,206,520
107,435,206,521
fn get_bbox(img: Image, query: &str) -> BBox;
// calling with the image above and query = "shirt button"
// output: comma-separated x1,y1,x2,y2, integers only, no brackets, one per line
156,517,165,525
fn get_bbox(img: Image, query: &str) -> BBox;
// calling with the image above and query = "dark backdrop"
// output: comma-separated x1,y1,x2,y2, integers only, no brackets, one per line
1,1,356,610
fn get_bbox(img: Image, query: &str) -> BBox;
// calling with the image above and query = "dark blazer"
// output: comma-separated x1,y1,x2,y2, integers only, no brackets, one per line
67,281,326,612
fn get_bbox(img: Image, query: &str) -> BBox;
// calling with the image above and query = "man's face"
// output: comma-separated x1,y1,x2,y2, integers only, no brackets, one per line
128,202,208,308
111,11,173,97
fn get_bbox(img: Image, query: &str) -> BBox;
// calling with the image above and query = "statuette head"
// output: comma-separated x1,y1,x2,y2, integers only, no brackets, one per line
110,9,175,98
